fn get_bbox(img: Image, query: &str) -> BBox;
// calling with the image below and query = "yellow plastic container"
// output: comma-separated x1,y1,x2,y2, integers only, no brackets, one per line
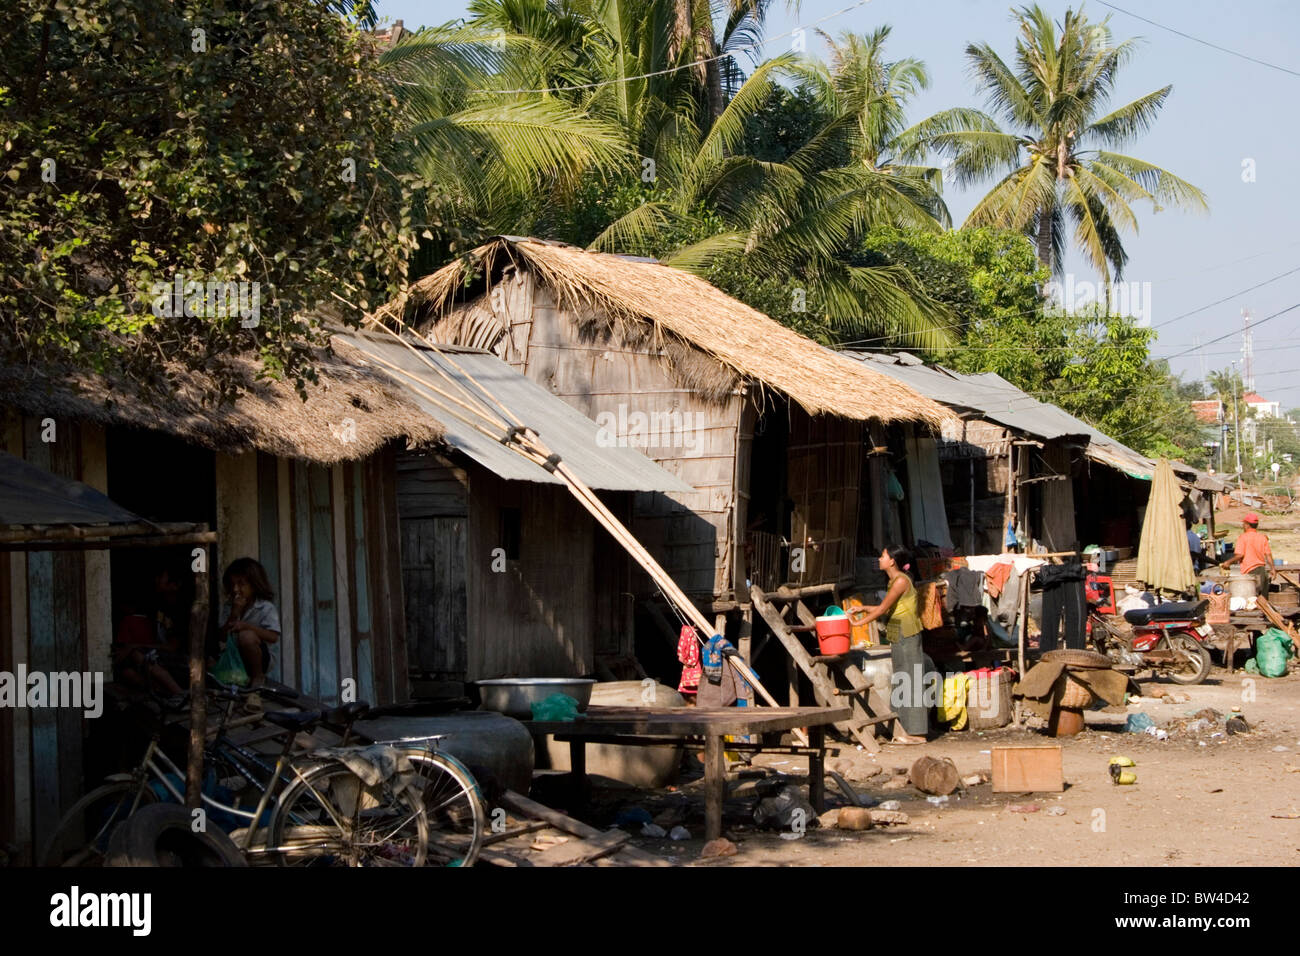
843,595,873,648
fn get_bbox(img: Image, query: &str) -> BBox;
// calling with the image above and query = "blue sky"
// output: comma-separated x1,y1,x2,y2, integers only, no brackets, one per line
375,0,1300,407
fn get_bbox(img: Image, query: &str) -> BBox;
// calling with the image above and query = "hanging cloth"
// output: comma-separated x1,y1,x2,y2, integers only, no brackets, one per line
677,625,701,694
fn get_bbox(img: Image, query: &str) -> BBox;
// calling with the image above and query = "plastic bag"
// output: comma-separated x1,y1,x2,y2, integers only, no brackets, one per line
211,637,250,687
1125,712,1155,734
753,781,816,829
937,674,971,730
530,693,580,722
1250,628,1296,678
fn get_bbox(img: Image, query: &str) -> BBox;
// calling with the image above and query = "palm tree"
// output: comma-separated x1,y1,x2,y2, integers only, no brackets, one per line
454,6,955,347
899,4,1207,282
643,27,957,347
377,18,629,266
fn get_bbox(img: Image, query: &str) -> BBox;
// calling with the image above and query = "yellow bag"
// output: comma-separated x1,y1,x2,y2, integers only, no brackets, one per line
937,674,971,730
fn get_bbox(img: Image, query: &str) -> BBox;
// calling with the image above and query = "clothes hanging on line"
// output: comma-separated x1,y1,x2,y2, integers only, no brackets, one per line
942,568,984,611
1037,561,1087,651
677,626,701,694
984,561,1013,599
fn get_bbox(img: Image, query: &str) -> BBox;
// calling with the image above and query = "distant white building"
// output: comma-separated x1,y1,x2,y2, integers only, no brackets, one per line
1243,391,1281,419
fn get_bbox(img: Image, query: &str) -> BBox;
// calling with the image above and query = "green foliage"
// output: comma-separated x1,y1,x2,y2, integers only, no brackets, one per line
739,85,835,164
900,3,1207,280
854,223,1202,459
856,225,1047,356
1053,315,1199,459
0,0,417,398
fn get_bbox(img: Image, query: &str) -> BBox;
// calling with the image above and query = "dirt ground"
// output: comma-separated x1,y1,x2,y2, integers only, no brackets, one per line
579,502,1300,867
603,670,1300,867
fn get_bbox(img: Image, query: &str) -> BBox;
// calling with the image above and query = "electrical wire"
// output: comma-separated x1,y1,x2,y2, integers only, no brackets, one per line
1096,1,1300,78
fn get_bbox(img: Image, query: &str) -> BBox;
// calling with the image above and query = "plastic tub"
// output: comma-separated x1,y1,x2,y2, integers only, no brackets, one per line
1227,572,1257,600
814,615,851,655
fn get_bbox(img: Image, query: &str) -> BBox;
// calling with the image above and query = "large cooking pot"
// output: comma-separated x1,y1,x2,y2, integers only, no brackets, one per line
475,678,595,719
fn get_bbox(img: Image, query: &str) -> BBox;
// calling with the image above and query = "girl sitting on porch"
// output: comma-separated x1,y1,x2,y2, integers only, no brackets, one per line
220,557,281,691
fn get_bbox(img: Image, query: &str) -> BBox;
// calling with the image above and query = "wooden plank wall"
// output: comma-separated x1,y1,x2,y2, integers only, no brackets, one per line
786,409,862,588
466,472,596,680
496,281,744,602
592,492,635,660
0,429,411,860
0,414,92,862
396,452,469,680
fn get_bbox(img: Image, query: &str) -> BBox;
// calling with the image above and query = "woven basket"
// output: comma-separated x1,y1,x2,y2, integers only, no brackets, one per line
1206,592,1230,625
1057,676,1095,709
1042,648,1112,669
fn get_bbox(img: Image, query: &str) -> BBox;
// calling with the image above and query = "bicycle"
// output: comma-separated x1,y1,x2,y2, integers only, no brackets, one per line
41,682,430,867
356,733,486,867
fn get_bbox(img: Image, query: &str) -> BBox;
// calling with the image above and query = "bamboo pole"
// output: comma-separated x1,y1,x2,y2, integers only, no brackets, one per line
355,321,784,708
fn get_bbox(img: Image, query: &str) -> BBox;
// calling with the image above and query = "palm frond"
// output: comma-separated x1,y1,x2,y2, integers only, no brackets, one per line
1065,175,1127,283
1085,86,1171,147
1094,151,1210,212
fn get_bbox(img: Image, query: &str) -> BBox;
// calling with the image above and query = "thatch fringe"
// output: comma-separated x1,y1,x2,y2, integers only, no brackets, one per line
0,339,443,464
400,237,955,426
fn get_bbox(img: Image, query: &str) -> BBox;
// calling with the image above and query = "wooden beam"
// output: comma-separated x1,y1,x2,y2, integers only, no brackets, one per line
80,424,112,677
497,790,671,867
187,560,210,808
331,463,353,699
533,828,630,867
0,522,212,545
276,458,296,689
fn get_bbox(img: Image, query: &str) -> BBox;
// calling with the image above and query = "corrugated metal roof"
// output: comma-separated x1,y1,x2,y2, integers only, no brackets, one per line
1,450,143,527
844,352,1161,480
337,332,694,494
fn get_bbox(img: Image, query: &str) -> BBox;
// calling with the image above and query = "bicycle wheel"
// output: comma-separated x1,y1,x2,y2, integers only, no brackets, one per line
267,761,428,867
40,780,158,867
403,751,485,867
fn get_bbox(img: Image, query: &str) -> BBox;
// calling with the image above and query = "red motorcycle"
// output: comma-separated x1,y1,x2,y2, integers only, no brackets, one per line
1086,576,1213,685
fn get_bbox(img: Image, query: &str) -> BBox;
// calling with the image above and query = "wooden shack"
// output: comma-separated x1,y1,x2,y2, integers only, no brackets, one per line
843,353,1205,556
334,331,691,689
0,332,689,860
395,237,952,614
0,345,447,860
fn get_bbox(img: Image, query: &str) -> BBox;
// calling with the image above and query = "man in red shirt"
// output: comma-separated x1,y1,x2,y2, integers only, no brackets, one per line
1222,513,1275,596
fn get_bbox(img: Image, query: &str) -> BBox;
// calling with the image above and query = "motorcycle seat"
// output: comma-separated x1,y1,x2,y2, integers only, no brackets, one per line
1122,599,1208,626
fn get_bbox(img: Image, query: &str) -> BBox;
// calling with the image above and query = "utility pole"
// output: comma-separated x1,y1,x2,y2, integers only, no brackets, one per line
1232,361,1243,491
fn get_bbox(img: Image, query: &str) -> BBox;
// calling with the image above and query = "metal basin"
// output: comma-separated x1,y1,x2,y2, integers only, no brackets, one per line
475,678,595,719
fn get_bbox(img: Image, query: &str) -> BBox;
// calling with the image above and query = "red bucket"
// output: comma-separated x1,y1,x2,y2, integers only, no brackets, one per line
814,615,851,655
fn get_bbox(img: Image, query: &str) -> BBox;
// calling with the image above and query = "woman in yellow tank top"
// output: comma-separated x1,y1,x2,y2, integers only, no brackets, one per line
850,545,929,745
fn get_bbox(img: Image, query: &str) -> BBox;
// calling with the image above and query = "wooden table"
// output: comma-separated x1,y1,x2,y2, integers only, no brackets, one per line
524,705,850,843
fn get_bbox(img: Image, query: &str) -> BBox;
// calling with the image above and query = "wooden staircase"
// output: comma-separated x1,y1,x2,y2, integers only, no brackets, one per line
749,585,896,753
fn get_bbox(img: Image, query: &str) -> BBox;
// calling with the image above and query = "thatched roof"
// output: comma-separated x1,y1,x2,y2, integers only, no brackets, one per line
0,341,443,464
399,236,954,427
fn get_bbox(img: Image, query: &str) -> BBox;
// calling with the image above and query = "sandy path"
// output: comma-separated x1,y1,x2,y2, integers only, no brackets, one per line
625,671,1300,867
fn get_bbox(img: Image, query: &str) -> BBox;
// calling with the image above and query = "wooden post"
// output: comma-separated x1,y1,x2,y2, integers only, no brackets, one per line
1003,445,1016,552
968,458,976,555
186,546,211,809
704,734,725,843
808,725,826,813
1017,569,1029,676
737,607,754,707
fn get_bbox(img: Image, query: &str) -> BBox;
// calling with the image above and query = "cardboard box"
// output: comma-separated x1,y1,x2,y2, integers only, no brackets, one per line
991,746,1063,792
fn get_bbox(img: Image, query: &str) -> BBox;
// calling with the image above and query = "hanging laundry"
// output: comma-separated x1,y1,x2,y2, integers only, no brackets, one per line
984,561,1013,599
1037,561,1087,651
916,581,946,630
677,626,701,695
942,568,984,611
